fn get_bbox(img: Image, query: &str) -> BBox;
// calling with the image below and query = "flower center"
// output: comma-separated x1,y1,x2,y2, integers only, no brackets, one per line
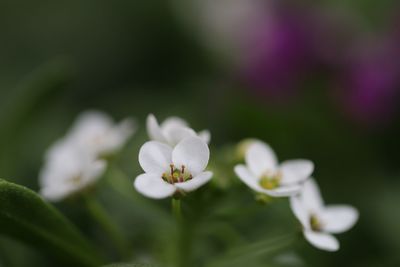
69,174,83,185
93,135,104,144
259,171,282,189
162,164,192,184
310,214,323,232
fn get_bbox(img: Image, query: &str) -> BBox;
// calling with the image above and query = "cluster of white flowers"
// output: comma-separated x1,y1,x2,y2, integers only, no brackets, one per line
234,140,359,251
39,111,135,201
39,112,358,252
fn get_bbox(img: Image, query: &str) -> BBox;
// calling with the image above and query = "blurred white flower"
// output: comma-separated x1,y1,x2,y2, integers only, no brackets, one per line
134,136,212,199
39,140,106,201
234,140,313,197
290,178,359,252
146,114,210,147
39,110,136,201
173,0,268,59
69,111,136,158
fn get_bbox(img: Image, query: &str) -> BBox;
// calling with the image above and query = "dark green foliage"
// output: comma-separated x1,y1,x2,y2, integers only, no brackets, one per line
0,179,104,267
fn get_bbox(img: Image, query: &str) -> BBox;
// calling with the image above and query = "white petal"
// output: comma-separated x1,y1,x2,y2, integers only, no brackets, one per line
320,205,359,234
172,137,209,176
234,164,263,192
146,114,167,143
198,130,211,144
290,195,309,228
134,173,176,199
44,138,79,163
116,118,136,142
98,118,136,154
280,160,314,185
67,111,136,156
40,152,107,201
41,141,89,185
174,171,213,192
266,184,302,197
83,160,107,184
304,231,339,252
235,165,300,197
71,111,113,136
138,141,172,174
164,126,197,147
68,111,112,146
300,178,324,213
245,141,278,177
41,184,73,202
160,116,188,130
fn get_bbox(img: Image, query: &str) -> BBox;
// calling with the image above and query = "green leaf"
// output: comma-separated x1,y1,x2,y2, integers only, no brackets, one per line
0,58,73,141
0,59,74,177
205,234,295,267
0,179,104,267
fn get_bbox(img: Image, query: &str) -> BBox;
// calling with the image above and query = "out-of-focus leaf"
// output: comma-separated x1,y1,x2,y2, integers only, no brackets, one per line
0,179,104,267
0,59,74,178
205,234,295,267
0,58,73,139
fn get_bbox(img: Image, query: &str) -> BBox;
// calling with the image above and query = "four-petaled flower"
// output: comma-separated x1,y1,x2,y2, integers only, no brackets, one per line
134,136,213,199
146,114,210,147
290,178,359,251
39,110,135,201
234,140,314,197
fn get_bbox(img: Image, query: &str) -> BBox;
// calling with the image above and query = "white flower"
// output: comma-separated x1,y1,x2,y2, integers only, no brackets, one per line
146,114,210,147
173,0,267,58
234,140,313,197
134,136,213,199
69,111,136,158
39,140,106,201
39,110,135,201
290,178,359,252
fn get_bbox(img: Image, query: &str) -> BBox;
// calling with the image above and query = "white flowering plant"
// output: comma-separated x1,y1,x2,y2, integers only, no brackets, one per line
0,112,359,267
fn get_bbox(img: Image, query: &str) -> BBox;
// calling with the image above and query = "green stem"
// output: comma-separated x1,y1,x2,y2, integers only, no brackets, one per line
83,195,130,259
172,198,189,267
172,198,182,221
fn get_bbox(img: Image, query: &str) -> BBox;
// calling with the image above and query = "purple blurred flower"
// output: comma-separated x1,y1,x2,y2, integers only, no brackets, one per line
179,0,400,123
239,5,317,98
336,39,400,125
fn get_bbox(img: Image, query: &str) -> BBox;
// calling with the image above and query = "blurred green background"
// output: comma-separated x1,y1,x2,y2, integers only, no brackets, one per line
0,0,399,266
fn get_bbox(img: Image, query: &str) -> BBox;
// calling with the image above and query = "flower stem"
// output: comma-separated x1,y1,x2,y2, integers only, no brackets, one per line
83,195,130,259
172,197,190,267
172,198,182,221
